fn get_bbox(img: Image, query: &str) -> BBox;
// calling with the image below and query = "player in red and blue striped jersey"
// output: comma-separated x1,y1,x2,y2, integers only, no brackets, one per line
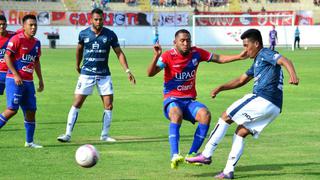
147,29,248,169
0,14,44,148
0,15,16,95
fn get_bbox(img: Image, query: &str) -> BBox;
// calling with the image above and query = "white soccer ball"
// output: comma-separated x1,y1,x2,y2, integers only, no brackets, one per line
304,46,308,50
75,144,100,168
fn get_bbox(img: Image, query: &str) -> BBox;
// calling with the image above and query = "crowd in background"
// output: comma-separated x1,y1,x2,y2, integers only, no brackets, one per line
242,0,299,2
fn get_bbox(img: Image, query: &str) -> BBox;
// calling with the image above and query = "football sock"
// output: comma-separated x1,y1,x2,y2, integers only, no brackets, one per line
101,109,112,137
223,134,244,174
189,123,209,154
24,121,35,143
169,122,181,158
202,118,230,158
65,106,79,136
0,114,8,128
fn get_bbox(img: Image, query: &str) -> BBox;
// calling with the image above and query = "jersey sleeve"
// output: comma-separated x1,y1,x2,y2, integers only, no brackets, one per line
110,31,120,48
5,36,19,57
197,47,213,62
156,52,168,70
78,31,84,45
264,51,282,66
245,63,254,77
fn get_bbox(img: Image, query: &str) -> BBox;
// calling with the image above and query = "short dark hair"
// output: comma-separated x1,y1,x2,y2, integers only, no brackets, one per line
175,29,191,38
240,29,263,46
0,15,7,22
91,8,103,16
22,14,37,24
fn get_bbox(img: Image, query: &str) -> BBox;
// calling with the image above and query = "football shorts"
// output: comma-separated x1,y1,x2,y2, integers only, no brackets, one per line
75,74,113,96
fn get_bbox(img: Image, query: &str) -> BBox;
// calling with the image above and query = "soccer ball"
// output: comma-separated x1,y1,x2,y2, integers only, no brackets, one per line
75,144,100,168
304,46,308,50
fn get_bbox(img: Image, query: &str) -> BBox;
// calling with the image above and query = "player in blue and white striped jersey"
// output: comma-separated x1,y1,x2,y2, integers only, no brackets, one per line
57,8,136,143
186,29,299,179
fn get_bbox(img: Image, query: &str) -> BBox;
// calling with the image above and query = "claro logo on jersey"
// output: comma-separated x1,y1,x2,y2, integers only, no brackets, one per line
22,66,33,73
22,54,37,62
177,82,193,91
175,70,196,80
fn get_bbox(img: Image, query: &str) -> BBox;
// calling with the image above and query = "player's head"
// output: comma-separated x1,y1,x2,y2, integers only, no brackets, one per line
22,14,37,38
174,29,191,56
241,29,263,58
0,15,7,35
91,8,104,31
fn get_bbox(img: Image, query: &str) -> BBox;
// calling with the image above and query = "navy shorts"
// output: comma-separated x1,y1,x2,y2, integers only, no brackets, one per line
6,78,37,111
163,97,208,124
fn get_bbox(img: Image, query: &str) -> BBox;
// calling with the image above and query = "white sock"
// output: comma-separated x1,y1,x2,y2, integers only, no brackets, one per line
65,106,79,136
202,118,230,158
223,134,244,174
101,110,112,137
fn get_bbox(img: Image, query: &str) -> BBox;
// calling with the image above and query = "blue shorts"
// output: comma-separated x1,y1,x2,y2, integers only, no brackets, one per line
163,97,208,124
6,78,37,111
0,72,6,95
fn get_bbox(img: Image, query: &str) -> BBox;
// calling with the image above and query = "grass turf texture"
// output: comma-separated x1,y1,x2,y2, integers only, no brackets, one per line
0,47,319,179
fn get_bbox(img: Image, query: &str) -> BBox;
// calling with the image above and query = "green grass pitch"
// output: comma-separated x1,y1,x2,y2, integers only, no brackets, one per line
0,47,319,179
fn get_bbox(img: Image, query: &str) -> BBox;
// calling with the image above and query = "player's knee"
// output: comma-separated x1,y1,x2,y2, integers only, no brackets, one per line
235,125,250,138
169,113,183,124
221,111,233,124
197,109,211,124
104,104,113,110
3,109,18,119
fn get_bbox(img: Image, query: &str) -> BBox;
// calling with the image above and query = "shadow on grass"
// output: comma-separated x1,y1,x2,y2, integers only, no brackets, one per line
192,162,320,179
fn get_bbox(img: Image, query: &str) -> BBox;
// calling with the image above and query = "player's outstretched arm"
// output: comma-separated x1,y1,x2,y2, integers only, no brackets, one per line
4,54,23,85
34,59,44,92
147,44,162,77
113,46,136,85
212,50,248,64
76,43,84,74
277,57,299,85
211,74,252,98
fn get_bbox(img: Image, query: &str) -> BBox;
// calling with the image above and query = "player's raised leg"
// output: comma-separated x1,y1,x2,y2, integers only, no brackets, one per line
57,94,87,142
100,94,116,142
186,102,211,162
186,112,232,164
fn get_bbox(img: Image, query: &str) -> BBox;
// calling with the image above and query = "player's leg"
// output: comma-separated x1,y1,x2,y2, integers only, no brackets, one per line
215,125,249,179
0,72,6,95
100,94,115,142
164,99,184,169
58,75,93,142
21,81,42,148
0,78,20,128
97,76,115,142
186,101,211,156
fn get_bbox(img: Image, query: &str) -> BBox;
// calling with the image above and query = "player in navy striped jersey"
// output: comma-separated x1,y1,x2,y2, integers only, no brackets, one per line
57,8,136,143
186,29,299,179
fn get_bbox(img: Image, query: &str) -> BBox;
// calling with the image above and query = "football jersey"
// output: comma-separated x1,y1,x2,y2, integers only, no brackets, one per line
5,33,41,81
0,31,16,72
78,27,119,76
269,30,277,42
157,47,213,99
246,48,283,109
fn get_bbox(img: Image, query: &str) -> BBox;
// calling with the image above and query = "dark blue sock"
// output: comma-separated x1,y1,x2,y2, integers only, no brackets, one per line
24,121,35,143
189,123,209,154
0,114,8,128
169,122,181,158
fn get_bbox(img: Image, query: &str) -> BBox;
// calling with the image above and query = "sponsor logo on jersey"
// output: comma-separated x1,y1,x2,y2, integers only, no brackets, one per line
273,53,280,60
84,38,89,43
92,41,99,50
22,54,37,62
177,83,193,91
22,47,28,50
103,38,107,43
175,70,195,80
22,66,34,73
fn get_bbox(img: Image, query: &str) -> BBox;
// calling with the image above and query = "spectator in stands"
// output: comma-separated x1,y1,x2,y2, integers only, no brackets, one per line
190,0,197,7
261,6,266,12
171,0,177,6
294,26,300,49
101,0,109,10
92,0,99,9
247,7,252,13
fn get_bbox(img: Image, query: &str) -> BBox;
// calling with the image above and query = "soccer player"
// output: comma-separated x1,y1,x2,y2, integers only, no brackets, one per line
269,25,278,51
147,29,247,169
0,14,44,148
186,29,299,179
57,8,136,143
0,15,16,95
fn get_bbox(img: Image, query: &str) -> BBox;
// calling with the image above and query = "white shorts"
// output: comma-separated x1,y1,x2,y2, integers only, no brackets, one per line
226,94,280,138
74,74,113,96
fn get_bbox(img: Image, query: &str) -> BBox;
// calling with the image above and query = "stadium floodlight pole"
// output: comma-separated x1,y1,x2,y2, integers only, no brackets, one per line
192,14,295,48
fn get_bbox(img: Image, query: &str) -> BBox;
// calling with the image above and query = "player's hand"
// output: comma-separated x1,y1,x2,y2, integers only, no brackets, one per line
153,43,162,57
13,75,23,86
289,76,299,85
76,66,81,74
128,72,136,85
211,87,221,98
239,50,249,59
37,80,44,92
